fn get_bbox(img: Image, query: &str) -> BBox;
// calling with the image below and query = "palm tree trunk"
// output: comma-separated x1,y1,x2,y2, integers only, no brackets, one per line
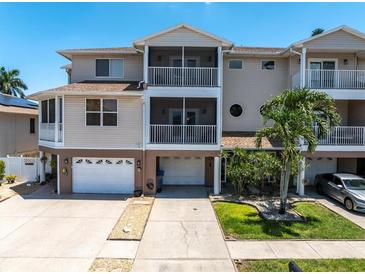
279,161,291,214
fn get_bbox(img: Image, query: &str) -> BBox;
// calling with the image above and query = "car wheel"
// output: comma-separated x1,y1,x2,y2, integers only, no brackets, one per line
316,184,323,195
345,198,354,211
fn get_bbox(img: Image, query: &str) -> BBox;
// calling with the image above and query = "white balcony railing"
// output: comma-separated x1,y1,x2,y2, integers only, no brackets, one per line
305,69,365,89
148,67,218,87
40,123,55,142
150,124,217,144
314,126,365,146
58,123,63,142
40,123,63,142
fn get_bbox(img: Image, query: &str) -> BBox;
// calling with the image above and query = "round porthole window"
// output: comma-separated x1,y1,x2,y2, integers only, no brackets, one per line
230,104,243,117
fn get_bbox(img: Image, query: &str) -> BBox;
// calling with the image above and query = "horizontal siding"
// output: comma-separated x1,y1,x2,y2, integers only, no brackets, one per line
71,54,143,83
222,57,289,132
64,96,143,148
146,27,221,47
304,30,365,49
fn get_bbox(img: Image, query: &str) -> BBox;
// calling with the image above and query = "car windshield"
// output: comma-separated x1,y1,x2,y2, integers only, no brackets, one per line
343,178,365,190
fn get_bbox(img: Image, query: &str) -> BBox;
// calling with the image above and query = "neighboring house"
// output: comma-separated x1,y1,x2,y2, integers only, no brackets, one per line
0,94,38,157
28,24,365,195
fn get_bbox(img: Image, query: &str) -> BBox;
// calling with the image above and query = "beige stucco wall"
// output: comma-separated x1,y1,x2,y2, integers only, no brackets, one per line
335,100,348,126
0,112,38,156
71,54,143,83
63,95,143,149
222,57,289,132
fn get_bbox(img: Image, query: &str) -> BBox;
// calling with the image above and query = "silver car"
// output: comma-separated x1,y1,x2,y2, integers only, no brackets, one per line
315,173,365,213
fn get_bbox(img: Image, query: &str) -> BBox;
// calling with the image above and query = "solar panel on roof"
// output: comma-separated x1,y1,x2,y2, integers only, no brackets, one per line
0,94,38,109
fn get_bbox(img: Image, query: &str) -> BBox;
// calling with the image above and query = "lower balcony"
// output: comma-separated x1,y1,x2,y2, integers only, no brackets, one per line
150,124,217,144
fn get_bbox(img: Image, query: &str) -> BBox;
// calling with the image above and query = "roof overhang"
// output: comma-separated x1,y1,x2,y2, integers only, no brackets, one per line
57,48,143,60
0,105,38,115
133,23,233,48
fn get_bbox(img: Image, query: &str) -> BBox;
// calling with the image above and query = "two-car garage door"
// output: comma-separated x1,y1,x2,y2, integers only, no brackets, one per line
72,157,134,194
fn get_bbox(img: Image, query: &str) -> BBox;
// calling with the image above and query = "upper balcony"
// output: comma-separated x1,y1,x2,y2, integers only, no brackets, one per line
147,47,220,88
305,69,365,89
39,96,64,146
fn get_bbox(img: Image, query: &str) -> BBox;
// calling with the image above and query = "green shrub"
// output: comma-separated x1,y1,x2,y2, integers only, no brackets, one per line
0,160,5,180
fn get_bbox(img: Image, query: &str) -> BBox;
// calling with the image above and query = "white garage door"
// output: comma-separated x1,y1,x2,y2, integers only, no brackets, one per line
72,158,134,194
305,157,337,184
159,157,204,185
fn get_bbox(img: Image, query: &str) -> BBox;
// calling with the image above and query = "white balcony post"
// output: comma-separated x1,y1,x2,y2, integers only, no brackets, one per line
143,45,149,84
217,46,223,87
297,157,305,196
40,151,45,183
214,156,221,195
55,96,59,143
182,97,185,144
300,48,307,88
182,46,185,86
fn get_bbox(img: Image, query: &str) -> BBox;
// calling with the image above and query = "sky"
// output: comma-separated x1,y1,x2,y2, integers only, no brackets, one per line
1,2,365,95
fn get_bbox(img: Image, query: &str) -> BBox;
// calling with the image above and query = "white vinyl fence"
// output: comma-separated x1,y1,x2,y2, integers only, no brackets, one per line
0,156,41,182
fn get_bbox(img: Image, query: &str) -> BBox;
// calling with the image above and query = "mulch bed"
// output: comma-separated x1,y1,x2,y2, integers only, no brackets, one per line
0,181,43,202
108,197,154,240
89,258,133,272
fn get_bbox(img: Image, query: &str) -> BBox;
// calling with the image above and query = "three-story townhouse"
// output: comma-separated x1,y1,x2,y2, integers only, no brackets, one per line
28,24,365,196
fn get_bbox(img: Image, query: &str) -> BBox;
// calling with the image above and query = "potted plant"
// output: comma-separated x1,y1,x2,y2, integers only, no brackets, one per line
5,174,16,184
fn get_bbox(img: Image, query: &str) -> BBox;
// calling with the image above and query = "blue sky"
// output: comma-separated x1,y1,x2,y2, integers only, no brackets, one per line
1,2,365,95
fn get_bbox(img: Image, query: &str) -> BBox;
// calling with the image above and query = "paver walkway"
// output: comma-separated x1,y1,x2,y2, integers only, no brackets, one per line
227,240,365,259
132,186,235,272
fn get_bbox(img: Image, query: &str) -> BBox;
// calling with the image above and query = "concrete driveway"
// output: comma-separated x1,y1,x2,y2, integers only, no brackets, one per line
0,192,128,272
132,186,235,272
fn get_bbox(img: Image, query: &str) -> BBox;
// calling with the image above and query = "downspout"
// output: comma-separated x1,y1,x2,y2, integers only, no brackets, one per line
142,89,146,198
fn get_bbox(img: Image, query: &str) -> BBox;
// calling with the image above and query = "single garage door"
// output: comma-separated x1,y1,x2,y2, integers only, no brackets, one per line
159,157,204,185
305,157,337,184
72,157,134,194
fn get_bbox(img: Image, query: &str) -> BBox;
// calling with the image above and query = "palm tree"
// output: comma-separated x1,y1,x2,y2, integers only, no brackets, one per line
0,67,28,98
312,28,325,36
256,88,340,214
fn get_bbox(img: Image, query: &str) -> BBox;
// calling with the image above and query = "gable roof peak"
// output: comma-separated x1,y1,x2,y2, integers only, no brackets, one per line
133,23,233,47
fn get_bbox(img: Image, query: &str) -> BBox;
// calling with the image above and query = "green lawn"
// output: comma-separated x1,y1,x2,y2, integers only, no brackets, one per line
213,201,365,239
236,259,365,272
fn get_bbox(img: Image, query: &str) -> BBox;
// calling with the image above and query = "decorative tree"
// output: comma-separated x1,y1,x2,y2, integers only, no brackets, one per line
0,67,28,98
311,28,325,36
256,88,340,214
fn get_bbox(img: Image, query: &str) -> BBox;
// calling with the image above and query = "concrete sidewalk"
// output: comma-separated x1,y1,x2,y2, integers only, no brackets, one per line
227,240,365,259
132,186,235,272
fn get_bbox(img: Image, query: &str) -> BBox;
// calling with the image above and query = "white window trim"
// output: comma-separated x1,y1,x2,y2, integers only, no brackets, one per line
307,58,339,70
85,98,118,127
95,58,125,79
228,59,243,70
261,60,276,70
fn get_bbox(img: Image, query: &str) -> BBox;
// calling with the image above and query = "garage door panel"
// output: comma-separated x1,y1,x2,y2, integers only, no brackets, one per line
72,158,134,194
160,157,204,185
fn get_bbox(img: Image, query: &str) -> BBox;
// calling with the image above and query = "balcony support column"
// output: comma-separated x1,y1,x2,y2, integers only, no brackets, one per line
143,45,149,83
300,48,307,88
55,96,59,143
297,157,305,196
40,151,46,184
214,156,221,195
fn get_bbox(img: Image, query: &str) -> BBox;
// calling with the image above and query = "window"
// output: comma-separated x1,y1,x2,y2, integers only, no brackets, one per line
228,60,243,69
229,104,243,117
86,99,117,126
95,59,123,78
48,99,55,123
41,100,48,123
30,118,35,134
262,60,275,70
